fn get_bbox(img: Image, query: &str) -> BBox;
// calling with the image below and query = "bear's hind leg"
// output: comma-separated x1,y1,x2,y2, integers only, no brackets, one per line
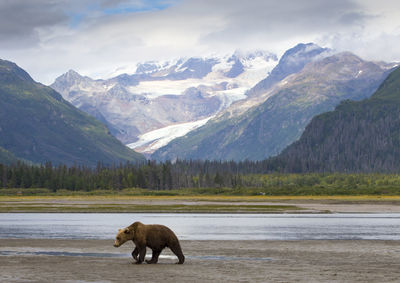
146,249,161,264
169,244,185,264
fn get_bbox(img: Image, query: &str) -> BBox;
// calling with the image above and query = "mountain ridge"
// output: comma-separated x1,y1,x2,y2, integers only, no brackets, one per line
0,59,145,166
247,43,330,97
273,65,400,172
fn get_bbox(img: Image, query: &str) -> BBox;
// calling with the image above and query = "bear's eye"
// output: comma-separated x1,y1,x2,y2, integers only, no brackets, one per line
117,237,120,241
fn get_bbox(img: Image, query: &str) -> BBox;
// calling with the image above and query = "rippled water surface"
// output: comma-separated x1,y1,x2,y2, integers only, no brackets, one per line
0,213,399,240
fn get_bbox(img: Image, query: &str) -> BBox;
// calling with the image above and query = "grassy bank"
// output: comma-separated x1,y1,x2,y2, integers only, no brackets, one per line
1,186,400,213
1,184,400,197
0,202,304,213
2,194,400,201
1,193,400,213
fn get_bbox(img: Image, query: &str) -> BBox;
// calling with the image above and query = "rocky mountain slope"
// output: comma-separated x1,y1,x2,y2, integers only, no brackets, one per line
0,59,145,166
247,43,330,97
51,51,278,153
152,52,395,161
273,65,400,172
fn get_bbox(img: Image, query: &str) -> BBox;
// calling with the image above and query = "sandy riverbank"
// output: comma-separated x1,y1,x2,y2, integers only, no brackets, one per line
0,239,399,282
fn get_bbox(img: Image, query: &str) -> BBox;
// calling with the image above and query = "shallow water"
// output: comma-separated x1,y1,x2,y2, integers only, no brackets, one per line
0,213,399,240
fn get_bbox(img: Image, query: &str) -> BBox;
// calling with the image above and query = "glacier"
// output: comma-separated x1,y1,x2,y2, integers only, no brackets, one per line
127,117,212,155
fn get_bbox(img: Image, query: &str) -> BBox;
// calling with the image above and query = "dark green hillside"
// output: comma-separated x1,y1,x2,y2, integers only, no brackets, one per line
276,66,400,172
0,59,145,166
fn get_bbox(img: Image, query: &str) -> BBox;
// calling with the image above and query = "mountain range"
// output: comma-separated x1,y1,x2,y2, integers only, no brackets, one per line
51,50,278,155
152,45,396,161
51,43,397,162
0,59,145,166
3,41,400,172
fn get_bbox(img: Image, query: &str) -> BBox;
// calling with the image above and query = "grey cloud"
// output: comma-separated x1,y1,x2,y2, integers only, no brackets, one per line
100,0,131,7
1,0,399,84
194,0,370,47
339,12,373,25
0,0,68,47
0,0,139,48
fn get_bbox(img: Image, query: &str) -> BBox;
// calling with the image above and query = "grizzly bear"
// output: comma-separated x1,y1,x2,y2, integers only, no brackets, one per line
114,221,185,264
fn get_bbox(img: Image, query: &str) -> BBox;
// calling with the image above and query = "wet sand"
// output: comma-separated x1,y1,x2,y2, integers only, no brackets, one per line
0,239,399,282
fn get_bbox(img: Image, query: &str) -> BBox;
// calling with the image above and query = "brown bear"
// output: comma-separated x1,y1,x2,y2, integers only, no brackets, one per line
113,221,185,264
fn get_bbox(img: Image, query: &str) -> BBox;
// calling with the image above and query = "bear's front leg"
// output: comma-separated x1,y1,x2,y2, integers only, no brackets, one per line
131,247,138,261
136,247,146,264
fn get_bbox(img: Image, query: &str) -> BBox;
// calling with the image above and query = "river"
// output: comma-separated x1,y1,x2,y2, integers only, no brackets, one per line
0,213,399,240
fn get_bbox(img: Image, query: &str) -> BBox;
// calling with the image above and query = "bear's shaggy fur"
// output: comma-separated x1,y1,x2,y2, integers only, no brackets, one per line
114,221,185,264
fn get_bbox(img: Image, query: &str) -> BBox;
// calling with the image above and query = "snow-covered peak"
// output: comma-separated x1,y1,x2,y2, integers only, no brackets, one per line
124,51,277,101
232,49,277,62
135,58,184,75
107,51,277,80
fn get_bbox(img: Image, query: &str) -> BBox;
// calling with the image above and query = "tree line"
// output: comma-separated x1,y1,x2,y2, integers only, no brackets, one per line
1,160,400,195
0,160,256,191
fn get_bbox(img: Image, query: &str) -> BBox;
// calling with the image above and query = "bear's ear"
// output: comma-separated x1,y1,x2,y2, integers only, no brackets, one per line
124,228,130,234
118,228,122,232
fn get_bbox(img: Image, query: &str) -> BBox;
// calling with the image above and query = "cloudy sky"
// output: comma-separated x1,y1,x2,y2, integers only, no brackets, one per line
1,0,399,84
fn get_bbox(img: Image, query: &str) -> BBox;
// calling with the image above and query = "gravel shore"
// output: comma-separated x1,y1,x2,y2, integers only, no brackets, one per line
1,239,399,282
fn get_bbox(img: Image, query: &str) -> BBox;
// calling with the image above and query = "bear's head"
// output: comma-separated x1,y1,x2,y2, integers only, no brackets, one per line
113,227,133,247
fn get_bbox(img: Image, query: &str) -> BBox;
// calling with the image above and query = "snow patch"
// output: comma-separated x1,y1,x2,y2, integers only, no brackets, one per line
127,79,204,98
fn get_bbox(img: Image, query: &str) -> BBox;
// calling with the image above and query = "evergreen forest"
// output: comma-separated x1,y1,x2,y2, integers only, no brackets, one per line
1,161,400,195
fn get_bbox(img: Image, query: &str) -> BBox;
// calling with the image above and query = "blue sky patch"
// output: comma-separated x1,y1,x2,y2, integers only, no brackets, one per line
67,0,179,28
104,0,179,15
